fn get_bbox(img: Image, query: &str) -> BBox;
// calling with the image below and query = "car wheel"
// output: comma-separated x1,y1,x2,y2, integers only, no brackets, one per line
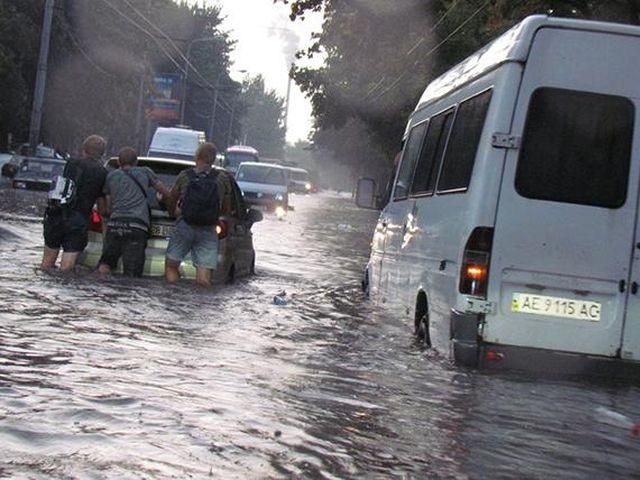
414,294,431,347
415,312,431,346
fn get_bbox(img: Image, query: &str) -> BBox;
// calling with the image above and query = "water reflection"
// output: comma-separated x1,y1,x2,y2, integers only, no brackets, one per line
0,190,638,478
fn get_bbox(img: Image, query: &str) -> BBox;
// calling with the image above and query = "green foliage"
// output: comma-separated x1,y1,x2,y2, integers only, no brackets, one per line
0,0,236,153
238,75,286,159
278,0,640,174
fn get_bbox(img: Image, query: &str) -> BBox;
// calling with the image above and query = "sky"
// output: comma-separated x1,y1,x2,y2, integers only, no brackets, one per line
201,0,323,144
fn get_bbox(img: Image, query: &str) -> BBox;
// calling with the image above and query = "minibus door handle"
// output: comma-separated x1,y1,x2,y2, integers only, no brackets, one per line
619,279,626,293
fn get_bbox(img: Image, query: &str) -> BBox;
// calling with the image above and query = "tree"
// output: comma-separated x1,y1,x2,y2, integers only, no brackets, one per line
277,0,640,174
238,75,286,159
0,0,236,154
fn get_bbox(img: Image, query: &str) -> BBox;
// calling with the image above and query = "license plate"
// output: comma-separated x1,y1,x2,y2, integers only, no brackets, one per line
150,223,174,238
511,293,601,321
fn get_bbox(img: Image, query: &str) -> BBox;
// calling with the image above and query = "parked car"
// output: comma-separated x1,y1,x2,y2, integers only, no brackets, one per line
11,156,67,191
356,15,640,374
235,162,289,217
79,156,263,282
286,167,312,194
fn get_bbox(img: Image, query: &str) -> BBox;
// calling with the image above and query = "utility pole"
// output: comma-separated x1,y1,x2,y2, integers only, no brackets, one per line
28,0,55,151
208,75,221,142
283,63,293,141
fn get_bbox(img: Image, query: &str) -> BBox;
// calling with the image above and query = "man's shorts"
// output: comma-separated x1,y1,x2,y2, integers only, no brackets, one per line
166,219,218,269
99,225,148,277
43,206,89,253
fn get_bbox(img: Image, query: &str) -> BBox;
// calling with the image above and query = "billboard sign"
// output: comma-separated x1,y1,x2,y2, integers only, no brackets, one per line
146,73,182,120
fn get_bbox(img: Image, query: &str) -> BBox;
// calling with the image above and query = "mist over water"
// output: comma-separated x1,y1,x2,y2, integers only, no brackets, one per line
0,190,639,478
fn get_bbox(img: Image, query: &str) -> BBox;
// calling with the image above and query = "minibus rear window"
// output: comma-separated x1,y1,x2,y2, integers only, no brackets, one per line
515,88,634,209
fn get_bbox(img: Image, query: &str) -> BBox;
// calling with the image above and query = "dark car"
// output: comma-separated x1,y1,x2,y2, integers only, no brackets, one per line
11,157,67,191
80,157,263,282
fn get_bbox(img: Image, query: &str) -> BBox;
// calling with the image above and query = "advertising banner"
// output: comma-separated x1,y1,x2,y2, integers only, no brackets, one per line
146,73,182,120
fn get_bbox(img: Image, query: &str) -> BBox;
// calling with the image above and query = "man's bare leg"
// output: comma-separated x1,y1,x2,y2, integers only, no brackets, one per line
60,252,80,272
165,258,181,283
195,267,212,287
41,246,60,270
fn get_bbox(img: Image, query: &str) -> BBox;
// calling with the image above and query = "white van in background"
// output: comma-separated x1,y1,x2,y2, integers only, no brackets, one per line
147,127,205,161
356,15,640,376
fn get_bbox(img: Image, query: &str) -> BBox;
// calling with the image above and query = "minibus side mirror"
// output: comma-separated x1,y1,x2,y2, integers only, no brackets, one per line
355,177,379,210
1,162,17,179
246,208,263,224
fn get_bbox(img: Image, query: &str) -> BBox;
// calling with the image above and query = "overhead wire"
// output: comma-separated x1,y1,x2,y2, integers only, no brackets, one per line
97,0,233,114
119,0,232,107
363,0,491,103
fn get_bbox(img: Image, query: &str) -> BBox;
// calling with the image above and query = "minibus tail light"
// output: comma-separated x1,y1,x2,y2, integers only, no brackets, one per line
459,227,494,298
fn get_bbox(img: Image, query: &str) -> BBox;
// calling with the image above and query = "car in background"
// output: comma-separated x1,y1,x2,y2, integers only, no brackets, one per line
11,156,67,191
235,162,289,218
79,156,263,282
286,167,312,194
222,145,259,176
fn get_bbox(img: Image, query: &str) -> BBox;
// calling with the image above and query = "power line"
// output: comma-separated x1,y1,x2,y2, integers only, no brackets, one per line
365,0,492,104
363,0,464,101
96,0,234,114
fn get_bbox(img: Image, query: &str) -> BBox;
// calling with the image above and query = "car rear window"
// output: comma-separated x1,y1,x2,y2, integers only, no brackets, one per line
16,159,66,179
515,88,634,208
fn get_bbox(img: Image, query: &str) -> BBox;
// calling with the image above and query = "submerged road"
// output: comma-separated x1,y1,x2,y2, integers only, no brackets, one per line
0,189,638,478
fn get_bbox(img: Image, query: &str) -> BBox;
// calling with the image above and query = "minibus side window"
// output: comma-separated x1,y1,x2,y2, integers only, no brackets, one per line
437,89,493,193
515,88,633,208
411,109,454,196
393,121,428,200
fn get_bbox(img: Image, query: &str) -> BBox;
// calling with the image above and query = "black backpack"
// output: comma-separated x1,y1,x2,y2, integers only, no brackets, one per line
181,169,220,226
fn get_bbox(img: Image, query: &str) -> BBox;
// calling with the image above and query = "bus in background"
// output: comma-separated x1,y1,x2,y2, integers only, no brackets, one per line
223,145,259,176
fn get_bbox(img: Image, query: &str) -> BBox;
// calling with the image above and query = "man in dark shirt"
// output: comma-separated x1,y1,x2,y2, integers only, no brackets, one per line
41,135,108,271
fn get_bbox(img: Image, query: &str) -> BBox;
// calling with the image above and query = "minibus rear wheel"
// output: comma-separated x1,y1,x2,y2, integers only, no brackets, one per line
414,293,431,347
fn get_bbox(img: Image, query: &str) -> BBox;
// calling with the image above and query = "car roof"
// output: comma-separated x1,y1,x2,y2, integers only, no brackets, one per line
237,161,287,170
106,156,196,168
286,167,309,173
226,145,259,154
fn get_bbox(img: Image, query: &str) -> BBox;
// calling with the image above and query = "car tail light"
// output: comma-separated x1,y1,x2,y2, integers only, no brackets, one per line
216,219,228,239
89,209,103,233
459,227,494,298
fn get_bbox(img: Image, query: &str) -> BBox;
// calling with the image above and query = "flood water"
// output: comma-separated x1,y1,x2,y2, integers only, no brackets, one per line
0,188,639,479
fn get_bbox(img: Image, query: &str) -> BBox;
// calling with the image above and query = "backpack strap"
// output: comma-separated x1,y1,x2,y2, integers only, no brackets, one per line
123,169,151,228
124,169,148,200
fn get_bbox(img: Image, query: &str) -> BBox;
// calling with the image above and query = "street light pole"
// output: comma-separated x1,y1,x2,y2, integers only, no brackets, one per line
28,0,55,151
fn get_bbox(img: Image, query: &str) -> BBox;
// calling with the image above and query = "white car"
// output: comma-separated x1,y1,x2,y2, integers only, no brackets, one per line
235,162,290,217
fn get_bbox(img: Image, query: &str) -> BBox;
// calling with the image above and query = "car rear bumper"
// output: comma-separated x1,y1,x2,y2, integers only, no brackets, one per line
80,231,231,282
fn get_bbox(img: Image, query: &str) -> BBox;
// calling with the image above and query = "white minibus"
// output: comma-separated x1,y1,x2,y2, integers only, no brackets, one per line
357,15,640,374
